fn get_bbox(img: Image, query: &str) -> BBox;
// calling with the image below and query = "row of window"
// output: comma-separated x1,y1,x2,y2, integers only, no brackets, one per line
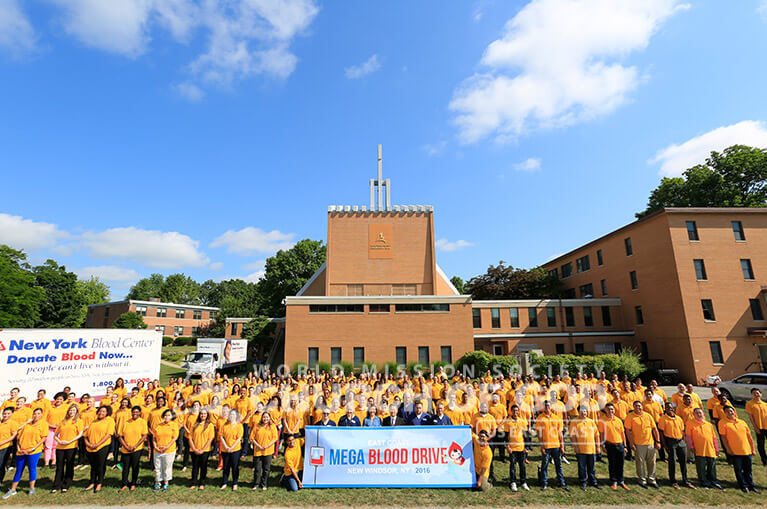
153,325,202,336
473,306,613,329
693,258,755,281
307,346,453,368
308,303,450,313
686,220,746,242
700,298,764,322
492,342,621,356
133,305,208,320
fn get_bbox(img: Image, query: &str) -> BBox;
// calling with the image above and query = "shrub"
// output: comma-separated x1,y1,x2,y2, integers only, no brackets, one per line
316,361,331,375
338,361,354,376
406,361,427,377
162,336,173,346
173,336,195,346
429,360,449,376
382,361,404,377
361,361,378,374
454,351,519,379
292,362,308,375
531,349,643,379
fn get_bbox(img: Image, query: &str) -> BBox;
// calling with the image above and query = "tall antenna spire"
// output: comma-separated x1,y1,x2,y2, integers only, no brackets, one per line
369,144,390,211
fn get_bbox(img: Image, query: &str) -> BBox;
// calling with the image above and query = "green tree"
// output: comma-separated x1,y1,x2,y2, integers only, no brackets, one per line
160,273,200,304
450,276,465,294
465,261,562,300
257,239,326,317
112,311,148,329
75,276,111,326
205,279,261,337
637,145,767,218
127,273,165,300
0,245,43,328
33,260,85,328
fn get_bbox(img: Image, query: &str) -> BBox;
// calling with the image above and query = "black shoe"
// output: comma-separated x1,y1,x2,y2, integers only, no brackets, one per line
541,484,548,491
581,486,587,491
713,483,725,491
750,487,761,494
561,486,570,492
593,484,602,490
742,487,749,493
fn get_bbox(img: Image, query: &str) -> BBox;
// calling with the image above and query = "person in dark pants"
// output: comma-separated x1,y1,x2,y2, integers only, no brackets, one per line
570,405,600,491
219,410,243,491
251,412,279,491
598,403,629,490
83,406,115,493
657,403,694,489
718,406,759,493
0,408,19,486
535,401,569,491
506,405,528,491
182,401,202,472
117,406,148,492
746,388,767,466
52,405,84,493
189,409,215,490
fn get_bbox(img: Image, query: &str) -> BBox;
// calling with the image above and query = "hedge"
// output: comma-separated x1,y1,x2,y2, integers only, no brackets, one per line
173,336,195,346
454,351,518,378
530,349,643,379
162,336,174,346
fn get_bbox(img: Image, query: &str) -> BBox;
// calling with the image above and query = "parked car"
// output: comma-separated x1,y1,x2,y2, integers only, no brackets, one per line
717,373,767,403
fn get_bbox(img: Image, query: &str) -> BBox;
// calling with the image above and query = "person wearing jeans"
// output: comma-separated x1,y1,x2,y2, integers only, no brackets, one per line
535,401,569,491
625,401,660,488
117,406,148,492
657,404,693,489
52,405,84,493
152,409,179,492
251,412,279,491
745,388,767,466
2,408,47,500
83,406,115,493
188,409,215,490
0,408,19,487
280,433,303,492
599,403,629,490
220,410,244,491
506,406,528,491
718,406,758,493
569,406,600,490
686,407,723,490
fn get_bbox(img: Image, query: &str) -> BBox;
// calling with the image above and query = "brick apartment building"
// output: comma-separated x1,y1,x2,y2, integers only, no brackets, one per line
86,298,218,337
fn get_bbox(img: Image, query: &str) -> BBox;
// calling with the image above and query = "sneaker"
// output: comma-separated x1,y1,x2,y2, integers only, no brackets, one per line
581,486,587,491
713,483,725,491
561,456,570,465
594,484,602,490
640,481,648,489
162,484,168,492
541,484,548,491
153,483,161,492
2,490,17,500
611,483,618,490
28,487,35,496
750,487,761,494
522,483,529,491
650,481,659,489
510,482,517,492
620,483,631,491
561,485,570,492
219,484,228,490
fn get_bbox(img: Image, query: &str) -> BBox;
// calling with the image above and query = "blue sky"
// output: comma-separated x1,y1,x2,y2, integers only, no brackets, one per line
2,0,767,299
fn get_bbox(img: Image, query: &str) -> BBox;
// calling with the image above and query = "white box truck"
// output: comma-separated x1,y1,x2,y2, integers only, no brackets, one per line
182,338,247,378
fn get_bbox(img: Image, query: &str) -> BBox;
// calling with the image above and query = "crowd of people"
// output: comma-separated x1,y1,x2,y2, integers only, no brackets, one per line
0,368,765,498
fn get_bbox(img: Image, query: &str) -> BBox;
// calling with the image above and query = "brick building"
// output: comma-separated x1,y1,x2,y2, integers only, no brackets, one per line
86,298,218,337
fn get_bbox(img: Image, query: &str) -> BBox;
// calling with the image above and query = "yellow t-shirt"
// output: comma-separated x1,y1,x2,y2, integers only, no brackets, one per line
46,404,68,428
220,423,243,452
598,416,625,445
189,422,216,453
153,421,179,453
535,414,563,448
283,440,303,475
624,412,655,446
251,424,279,456
506,417,526,452
1,398,18,411
746,399,767,430
84,417,116,452
471,414,497,436
119,417,148,453
717,418,753,456
473,436,493,475
686,420,717,458
569,418,599,454
0,420,19,450
658,414,684,440
18,420,48,454
9,407,32,427
55,419,84,450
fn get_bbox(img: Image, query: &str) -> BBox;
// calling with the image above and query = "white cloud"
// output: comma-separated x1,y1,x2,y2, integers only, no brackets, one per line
421,140,447,156
436,238,474,252
0,213,68,251
209,261,223,271
0,0,36,57
449,0,687,143
75,265,141,282
211,227,295,254
243,270,266,282
81,227,209,269
513,157,542,172
651,120,767,177
243,260,266,271
345,54,381,79
759,0,767,18
174,82,204,101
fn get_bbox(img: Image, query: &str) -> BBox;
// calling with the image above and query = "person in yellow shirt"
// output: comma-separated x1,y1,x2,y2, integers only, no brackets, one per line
685,407,722,490
718,406,758,493
677,394,698,424
281,433,303,491
535,400,568,491
51,404,83,492
745,388,767,466
152,409,179,491
251,412,279,491
473,430,493,491
118,406,148,492
0,407,19,487
188,408,215,490
181,400,202,473
598,403,628,490
505,405,528,491
2,408,47,500
624,401,660,488
657,403,693,489
43,392,68,468
77,397,96,470
2,388,20,412
219,409,244,490
569,405,600,490
83,406,115,493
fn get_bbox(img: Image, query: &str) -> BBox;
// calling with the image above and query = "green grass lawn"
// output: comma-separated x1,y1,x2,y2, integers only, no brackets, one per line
160,345,195,365
0,407,764,506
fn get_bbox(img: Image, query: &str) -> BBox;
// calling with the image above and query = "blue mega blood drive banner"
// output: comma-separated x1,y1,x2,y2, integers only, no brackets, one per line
302,425,476,488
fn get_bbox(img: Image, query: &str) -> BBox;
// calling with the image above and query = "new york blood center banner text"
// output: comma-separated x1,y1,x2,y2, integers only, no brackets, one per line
302,425,476,488
0,329,162,400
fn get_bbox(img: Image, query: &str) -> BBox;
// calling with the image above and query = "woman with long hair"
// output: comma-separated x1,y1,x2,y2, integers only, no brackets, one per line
152,409,179,491
117,405,147,492
52,404,83,493
189,408,215,490
113,378,127,400
111,398,131,469
219,409,243,491
181,400,201,472
2,408,47,500
250,412,278,491
44,392,68,468
83,406,115,493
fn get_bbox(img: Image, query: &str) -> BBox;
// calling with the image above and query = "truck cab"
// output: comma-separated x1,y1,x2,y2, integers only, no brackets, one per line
182,351,218,378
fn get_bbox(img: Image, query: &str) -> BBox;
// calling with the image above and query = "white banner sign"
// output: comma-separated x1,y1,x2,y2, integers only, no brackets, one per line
0,329,162,400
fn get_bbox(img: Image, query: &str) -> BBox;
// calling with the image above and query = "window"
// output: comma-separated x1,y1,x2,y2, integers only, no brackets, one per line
629,271,638,290
492,344,504,356
635,306,644,325
418,346,429,365
595,343,616,354
701,299,716,321
369,304,390,313
528,308,538,328
509,308,519,328
347,284,363,296
155,325,165,334
565,307,575,327
732,221,745,241
156,307,167,318
308,348,319,368
191,326,200,337
547,307,556,327
741,259,755,280
440,346,452,363
472,308,482,328
575,343,585,354
309,304,364,313
331,347,342,365
561,262,573,278
391,284,417,296
583,306,594,327
686,221,699,241
394,303,449,312
555,344,565,355
135,305,147,316
395,347,406,365
548,268,558,278
231,323,238,336
694,259,707,280
624,237,633,256
600,279,607,296
176,308,186,319
750,299,764,321
563,288,576,299
491,308,500,329
174,325,184,336
103,307,110,327
597,249,603,266
353,347,364,367
576,255,590,273
193,310,202,320
579,283,593,298
709,341,724,364
601,306,612,327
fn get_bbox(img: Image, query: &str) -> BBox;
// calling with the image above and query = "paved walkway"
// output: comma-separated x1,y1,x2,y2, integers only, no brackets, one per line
160,359,182,369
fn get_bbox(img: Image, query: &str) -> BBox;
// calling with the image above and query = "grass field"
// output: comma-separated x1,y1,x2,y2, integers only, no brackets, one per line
160,345,195,365
0,407,764,506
